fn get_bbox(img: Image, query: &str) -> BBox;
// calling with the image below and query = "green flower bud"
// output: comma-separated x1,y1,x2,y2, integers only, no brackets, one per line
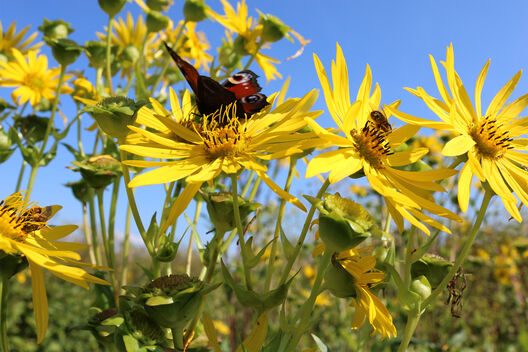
122,308,166,347
47,38,83,66
71,155,121,190
221,262,293,312
233,35,250,56
64,179,94,204
410,275,432,301
307,193,375,252
136,274,220,329
83,308,120,349
84,96,144,140
146,0,172,11
411,254,453,289
13,114,51,144
98,0,126,17
120,44,140,64
183,0,207,22
85,41,107,69
146,10,170,33
324,255,357,298
154,234,180,262
203,191,260,234
0,127,14,164
257,11,289,43
218,40,241,69
38,19,74,41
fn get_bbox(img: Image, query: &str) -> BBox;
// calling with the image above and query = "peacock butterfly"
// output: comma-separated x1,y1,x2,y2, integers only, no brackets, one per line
164,42,269,120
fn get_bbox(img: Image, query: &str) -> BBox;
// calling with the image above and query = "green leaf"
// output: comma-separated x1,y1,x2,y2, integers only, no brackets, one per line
311,334,331,352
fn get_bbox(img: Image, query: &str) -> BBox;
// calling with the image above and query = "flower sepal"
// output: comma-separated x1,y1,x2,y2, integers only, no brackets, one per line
98,0,126,17
306,193,376,252
323,255,357,298
411,254,453,290
84,97,144,140
46,38,83,66
257,11,289,43
221,261,294,312
38,19,74,41
70,155,121,190
125,274,221,330
203,191,260,235
183,0,208,22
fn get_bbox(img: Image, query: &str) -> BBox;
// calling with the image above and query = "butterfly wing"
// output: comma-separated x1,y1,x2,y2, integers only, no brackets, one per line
222,71,262,99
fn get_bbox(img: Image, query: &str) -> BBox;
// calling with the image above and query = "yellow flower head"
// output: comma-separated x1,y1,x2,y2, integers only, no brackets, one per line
306,43,460,234
389,44,528,222
0,192,109,343
0,49,72,106
97,13,158,77
208,0,282,80
335,248,396,339
161,20,212,71
120,85,324,230
0,20,42,56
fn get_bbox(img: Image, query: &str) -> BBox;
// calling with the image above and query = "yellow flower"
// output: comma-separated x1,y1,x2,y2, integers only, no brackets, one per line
0,21,42,56
306,44,460,234
0,192,109,343
120,85,324,230
389,44,528,222
0,49,72,106
161,20,212,70
336,247,396,339
97,12,158,77
207,0,281,81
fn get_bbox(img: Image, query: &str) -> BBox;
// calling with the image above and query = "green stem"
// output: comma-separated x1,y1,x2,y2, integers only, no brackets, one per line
121,204,131,286
76,104,85,157
404,227,415,286
89,198,102,265
97,189,118,302
0,275,9,352
119,150,153,254
107,179,120,269
279,179,330,285
82,203,96,265
186,201,203,275
171,326,184,350
264,158,296,290
14,160,26,192
397,309,421,352
284,250,332,351
231,174,252,290
421,188,493,309
105,15,114,95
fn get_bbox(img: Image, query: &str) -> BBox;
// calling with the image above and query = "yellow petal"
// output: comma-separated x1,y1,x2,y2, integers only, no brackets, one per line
442,135,475,156
457,162,473,213
236,313,268,352
28,260,48,344
202,313,222,352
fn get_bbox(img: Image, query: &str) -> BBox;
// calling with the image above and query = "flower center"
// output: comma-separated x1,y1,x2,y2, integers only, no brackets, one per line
199,104,248,159
351,121,392,169
26,73,45,90
0,202,47,242
469,118,513,159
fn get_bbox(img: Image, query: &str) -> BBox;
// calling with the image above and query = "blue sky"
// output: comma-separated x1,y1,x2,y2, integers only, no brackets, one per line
1,0,528,242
